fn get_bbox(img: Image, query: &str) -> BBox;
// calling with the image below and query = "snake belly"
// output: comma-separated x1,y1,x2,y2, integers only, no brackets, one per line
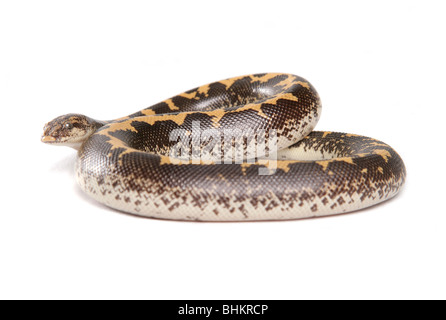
75,73,406,221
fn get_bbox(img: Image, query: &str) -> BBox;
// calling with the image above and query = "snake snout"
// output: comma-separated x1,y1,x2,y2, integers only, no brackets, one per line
41,123,57,143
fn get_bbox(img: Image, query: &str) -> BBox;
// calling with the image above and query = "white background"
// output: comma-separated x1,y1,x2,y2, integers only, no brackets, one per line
1,0,445,300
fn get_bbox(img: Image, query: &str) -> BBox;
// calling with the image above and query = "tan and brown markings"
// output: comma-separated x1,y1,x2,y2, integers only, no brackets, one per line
42,73,406,221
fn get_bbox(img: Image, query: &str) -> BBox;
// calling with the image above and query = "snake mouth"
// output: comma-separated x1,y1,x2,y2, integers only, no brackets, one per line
41,135,57,143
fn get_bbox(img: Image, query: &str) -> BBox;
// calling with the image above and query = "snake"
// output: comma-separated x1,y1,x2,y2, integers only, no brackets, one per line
41,73,406,221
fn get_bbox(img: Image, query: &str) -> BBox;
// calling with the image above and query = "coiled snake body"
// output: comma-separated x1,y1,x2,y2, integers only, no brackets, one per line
42,73,406,221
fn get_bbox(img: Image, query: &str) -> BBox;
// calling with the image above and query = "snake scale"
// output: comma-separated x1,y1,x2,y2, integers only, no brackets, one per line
42,73,406,221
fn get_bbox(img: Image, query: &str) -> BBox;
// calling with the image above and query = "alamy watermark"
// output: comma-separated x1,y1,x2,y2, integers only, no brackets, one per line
169,121,279,175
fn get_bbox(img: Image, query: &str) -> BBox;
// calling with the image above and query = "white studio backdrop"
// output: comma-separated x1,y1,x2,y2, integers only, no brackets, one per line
1,0,445,299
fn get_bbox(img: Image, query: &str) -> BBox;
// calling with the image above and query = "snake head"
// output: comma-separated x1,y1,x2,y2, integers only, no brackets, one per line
41,114,104,150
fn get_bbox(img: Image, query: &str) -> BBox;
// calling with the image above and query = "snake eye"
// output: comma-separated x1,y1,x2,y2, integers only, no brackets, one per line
64,122,73,130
